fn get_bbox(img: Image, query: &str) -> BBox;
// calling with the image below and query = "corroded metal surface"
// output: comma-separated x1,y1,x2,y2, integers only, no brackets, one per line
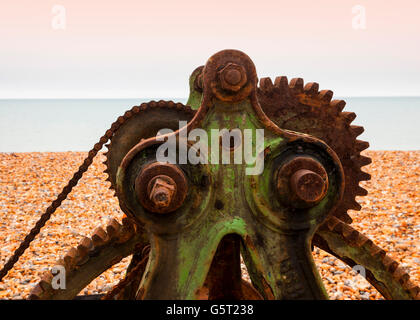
276,156,329,208
117,50,344,299
313,216,420,299
256,77,371,224
6,49,417,300
104,101,195,190
135,162,188,214
29,217,146,300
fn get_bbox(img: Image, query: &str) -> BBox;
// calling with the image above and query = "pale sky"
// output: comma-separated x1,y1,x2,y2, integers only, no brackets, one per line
0,0,419,98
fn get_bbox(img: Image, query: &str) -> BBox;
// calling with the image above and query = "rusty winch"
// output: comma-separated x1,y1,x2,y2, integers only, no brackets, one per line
1,49,418,300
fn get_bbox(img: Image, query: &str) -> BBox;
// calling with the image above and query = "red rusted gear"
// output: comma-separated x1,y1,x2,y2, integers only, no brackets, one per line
104,100,196,191
29,216,419,300
257,77,371,224
313,216,420,300
29,217,146,300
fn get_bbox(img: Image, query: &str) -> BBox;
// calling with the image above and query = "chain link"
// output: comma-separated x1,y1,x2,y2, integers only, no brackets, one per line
0,113,129,282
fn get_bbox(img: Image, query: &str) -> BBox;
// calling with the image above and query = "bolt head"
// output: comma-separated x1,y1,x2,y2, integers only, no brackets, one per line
135,162,188,214
290,169,327,203
218,63,247,92
276,156,329,209
148,177,176,208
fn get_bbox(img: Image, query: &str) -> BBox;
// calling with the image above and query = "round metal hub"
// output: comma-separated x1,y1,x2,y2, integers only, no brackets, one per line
135,162,188,214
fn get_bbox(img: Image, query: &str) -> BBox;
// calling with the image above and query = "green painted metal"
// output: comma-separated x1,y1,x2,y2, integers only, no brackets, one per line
116,50,344,299
186,66,203,110
314,227,415,300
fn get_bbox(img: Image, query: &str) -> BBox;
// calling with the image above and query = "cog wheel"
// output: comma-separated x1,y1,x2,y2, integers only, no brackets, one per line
29,217,147,300
104,100,196,190
313,216,420,299
29,219,262,300
28,78,418,301
257,77,371,224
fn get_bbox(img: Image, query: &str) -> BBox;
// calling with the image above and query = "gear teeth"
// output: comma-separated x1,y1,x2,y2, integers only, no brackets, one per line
349,199,362,211
341,223,359,244
29,219,143,300
76,237,93,265
79,236,93,250
369,244,386,259
92,227,108,247
355,186,368,196
318,90,333,102
405,280,420,298
63,247,78,270
104,100,195,194
350,125,364,137
356,155,372,167
106,218,122,240
319,218,419,299
325,216,341,231
355,140,370,152
28,284,43,300
303,82,319,95
342,111,356,124
117,116,125,124
38,271,53,291
289,78,304,92
357,170,371,181
330,99,346,113
332,219,344,234
393,267,410,285
337,212,353,224
354,231,372,247
124,110,133,119
117,217,135,243
383,255,399,273
274,76,288,91
259,77,274,92
55,258,71,272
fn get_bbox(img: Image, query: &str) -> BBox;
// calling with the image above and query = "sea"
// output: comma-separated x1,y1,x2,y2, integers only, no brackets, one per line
0,97,419,152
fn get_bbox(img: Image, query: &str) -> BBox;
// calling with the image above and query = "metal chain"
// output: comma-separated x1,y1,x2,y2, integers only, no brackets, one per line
0,110,135,282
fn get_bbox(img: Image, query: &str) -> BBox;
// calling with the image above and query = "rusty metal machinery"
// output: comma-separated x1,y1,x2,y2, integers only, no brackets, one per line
1,50,419,300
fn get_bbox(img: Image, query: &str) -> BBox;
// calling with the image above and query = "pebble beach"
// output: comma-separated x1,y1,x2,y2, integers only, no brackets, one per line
0,150,418,300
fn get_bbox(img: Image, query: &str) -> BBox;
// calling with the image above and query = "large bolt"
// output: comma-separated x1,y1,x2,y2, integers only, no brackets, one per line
148,176,176,209
290,169,327,204
135,162,188,214
218,63,247,92
224,68,242,86
276,156,329,208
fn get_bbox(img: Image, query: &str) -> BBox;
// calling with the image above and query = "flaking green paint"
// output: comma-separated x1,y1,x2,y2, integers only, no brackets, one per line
116,67,343,299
